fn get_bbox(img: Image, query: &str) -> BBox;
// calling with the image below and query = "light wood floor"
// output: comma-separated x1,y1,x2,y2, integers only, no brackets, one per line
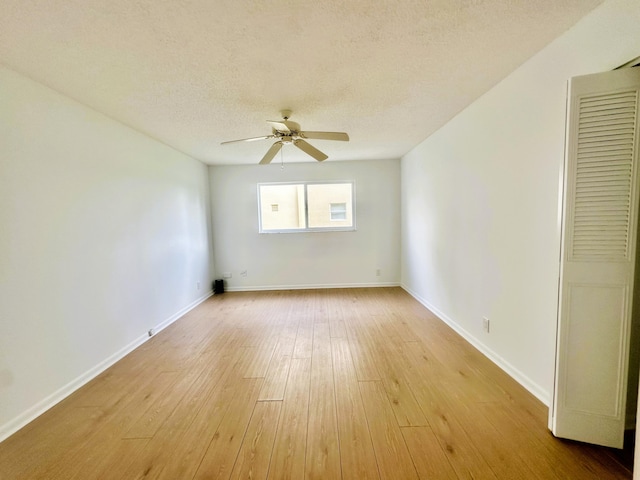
0,288,632,479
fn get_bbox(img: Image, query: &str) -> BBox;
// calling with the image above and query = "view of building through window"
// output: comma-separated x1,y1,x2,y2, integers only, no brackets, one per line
258,182,355,232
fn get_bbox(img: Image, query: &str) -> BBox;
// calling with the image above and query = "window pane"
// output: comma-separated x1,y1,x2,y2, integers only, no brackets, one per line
259,184,306,231
330,203,347,220
307,183,353,228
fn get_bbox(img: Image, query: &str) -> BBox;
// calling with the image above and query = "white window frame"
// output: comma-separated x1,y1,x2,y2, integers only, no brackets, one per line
257,181,356,233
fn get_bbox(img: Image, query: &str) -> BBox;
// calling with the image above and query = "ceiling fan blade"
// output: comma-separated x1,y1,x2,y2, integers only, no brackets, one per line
299,131,349,142
259,141,283,165
294,139,328,162
221,135,275,145
266,120,291,133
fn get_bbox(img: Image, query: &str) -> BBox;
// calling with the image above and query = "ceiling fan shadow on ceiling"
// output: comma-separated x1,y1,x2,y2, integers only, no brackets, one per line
221,110,349,164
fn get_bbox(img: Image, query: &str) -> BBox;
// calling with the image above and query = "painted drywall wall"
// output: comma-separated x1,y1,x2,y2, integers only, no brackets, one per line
209,160,400,290
401,0,640,404
0,66,214,440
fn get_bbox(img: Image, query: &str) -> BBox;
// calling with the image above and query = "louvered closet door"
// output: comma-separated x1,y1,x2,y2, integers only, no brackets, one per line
551,67,640,448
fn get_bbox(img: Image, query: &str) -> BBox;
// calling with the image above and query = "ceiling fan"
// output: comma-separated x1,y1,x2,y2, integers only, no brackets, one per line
221,110,349,164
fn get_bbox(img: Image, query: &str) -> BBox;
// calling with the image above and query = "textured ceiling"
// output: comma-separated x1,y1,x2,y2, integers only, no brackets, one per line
0,0,603,165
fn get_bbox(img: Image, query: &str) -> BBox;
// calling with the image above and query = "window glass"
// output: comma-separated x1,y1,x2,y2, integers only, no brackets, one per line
330,203,347,221
258,184,305,231
258,182,355,233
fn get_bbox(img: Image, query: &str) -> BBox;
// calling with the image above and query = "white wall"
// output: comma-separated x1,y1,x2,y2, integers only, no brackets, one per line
0,66,214,440
209,160,400,290
401,0,640,404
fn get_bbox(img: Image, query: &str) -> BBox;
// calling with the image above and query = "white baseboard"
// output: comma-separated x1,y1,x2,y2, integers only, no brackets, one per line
225,282,400,292
401,284,550,406
153,290,213,334
0,290,213,443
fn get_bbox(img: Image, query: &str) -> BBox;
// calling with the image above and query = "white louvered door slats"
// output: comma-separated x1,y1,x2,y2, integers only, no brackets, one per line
571,91,637,260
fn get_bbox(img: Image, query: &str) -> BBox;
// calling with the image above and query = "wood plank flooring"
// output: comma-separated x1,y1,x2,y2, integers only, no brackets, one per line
0,288,632,479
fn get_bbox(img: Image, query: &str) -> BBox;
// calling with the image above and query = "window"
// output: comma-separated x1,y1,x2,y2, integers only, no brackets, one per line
258,181,355,233
330,203,347,221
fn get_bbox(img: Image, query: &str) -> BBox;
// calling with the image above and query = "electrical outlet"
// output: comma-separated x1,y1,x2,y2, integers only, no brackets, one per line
196,281,200,290
240,270,247,277
223,272,232,279
482,317,490,333
376,269,381,277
